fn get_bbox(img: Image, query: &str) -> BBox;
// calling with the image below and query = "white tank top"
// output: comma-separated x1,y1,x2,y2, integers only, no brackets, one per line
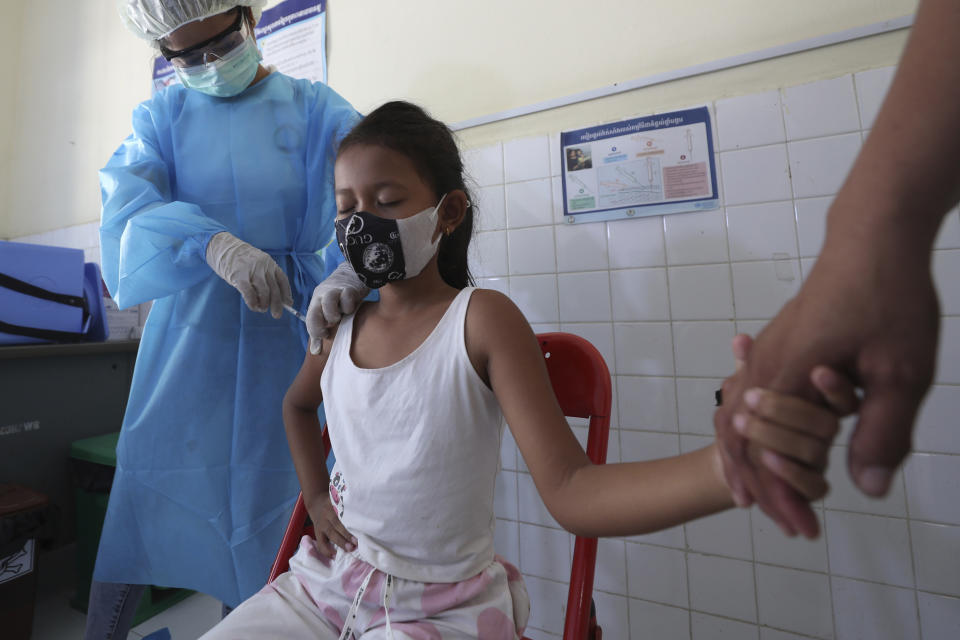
320,287,504,582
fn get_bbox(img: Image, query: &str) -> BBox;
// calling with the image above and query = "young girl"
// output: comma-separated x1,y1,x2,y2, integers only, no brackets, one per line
201,102,852,640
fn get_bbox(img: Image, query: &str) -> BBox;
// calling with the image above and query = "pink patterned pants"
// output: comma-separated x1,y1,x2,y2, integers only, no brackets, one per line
200,536,529,640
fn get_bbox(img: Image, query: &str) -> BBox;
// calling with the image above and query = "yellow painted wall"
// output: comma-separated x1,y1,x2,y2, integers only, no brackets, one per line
0,0,26,239
453,29,909,149
2,0,152,239
1,0,917,239
326,0,917,135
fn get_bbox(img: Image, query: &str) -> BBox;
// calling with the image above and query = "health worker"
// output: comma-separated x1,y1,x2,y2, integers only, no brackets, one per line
86,2,360,637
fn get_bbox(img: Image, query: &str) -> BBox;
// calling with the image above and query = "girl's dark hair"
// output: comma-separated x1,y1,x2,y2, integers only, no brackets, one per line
337,101,475,289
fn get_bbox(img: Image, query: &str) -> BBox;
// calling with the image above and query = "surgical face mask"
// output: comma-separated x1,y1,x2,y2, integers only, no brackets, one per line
335,196,447,289
174,33,262,97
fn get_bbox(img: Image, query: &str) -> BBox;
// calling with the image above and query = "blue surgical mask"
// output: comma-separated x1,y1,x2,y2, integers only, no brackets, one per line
174,35,262,98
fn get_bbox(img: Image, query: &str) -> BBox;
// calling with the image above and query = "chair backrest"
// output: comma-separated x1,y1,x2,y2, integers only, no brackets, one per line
537,332,611,640
269,332,611,640
538,332,611,465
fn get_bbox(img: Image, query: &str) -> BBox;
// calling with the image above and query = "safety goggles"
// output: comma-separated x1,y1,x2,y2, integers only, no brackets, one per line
159,7,248,68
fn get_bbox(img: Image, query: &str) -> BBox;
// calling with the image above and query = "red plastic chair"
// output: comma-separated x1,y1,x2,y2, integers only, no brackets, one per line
269,332,611,640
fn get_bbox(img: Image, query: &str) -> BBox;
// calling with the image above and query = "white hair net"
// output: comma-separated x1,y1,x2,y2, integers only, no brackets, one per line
117,1,268,43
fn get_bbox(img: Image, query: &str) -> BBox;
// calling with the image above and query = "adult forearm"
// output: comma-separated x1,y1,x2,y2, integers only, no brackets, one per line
552,445,733,538
827,0,960,248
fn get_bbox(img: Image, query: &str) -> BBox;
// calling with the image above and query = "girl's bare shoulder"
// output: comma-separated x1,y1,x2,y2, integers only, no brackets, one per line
466,288,535,348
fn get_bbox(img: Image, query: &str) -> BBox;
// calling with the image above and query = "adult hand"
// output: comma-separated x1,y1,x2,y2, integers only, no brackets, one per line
307,496,357,558
715,228,940,537
206,231,293,318
306,261,369,355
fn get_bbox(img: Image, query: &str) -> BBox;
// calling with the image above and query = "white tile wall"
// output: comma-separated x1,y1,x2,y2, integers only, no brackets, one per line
626,542,689,607
470,230,508,277
593,537,628,595
608,216,666,268
909,521,960,596
715,90,786,151
508,274,558,324
617,378,677,432
667,264,734,320
610,268,670,321
753,510,829,573
629,599,690,639
592,590,630,639
756,564,834,638
519,523,572,583
794,196,831,257
687,553,757,622
933,249,960,315
613,322,675,376
731,259,802,319
555,221,608,272
915,385,960,454
691,612,759,639
468,65,960,640
676,376,723,436
684,507,753,559
854,66,897,129
904,453,960,525
663,209,729,264
506,179,554,227
935,206,960,249
720,144,792,206
463,142,504,187
825,511,915,587
557,271,611,322
788,133,861,198
831,577,920,640
474,184,506,231
725,201,798,261
672,321,735,377
508,226,556,275
503,135,551,183
781,75,860,140
918,592,960,639
761,629,815,640
936,316,960,384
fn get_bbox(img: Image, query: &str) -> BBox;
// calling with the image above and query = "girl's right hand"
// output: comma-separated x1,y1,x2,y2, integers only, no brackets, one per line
307,498,358,558
726,335,859,503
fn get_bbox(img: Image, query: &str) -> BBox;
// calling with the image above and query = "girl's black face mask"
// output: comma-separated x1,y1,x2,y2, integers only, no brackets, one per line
334,197,444,289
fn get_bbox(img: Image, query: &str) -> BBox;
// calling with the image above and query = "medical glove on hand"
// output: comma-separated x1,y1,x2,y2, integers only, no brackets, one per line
306,260,369,354
206,231,293,318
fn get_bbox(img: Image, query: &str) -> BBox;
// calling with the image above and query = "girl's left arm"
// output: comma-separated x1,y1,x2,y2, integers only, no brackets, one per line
468,290,733,538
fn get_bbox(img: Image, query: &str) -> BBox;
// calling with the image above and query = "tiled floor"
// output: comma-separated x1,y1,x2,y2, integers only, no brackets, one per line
30,545,221,639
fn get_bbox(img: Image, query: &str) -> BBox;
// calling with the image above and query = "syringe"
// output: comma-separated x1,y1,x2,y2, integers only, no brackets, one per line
283,304,307,324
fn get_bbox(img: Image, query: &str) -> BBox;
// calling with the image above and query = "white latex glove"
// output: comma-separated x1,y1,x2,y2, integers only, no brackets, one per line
306,260,369,354
206,231,293,319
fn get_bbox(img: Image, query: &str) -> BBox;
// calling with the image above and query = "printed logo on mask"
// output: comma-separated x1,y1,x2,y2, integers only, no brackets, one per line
361,243,395,273
345,214,365,235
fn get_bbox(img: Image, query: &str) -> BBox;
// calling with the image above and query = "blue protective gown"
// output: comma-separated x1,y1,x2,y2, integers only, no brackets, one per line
94,72,358,607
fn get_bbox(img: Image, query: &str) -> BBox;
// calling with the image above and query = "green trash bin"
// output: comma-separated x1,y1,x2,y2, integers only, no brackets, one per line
69,432,192,625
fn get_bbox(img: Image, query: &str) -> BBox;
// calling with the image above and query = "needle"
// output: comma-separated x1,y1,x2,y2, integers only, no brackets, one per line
283,304,306,324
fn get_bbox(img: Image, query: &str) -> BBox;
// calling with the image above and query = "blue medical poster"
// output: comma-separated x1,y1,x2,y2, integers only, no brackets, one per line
152,0,327,93
560,107,719,223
